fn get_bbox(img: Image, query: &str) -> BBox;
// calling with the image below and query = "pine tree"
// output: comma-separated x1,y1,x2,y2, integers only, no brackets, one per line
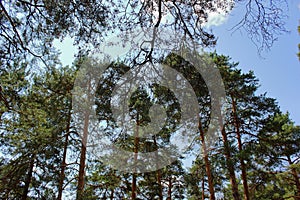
256,113,300,199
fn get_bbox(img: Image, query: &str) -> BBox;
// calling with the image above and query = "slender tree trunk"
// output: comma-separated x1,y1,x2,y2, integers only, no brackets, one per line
110,189,114,200
198,120,216,200
21,155,35,200
287,156,300,200
132,173,137,200
231,95,250,200
132,113,139,200
77,79,92,199
216,97,241,200
168,178,172,200
220,126,241,200
156,168,163,200
58,104,72,200
153,135,163,200
76,110,89,199
202,178,205,200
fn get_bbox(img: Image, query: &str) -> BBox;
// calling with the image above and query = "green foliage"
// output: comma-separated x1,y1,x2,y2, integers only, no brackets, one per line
0,62,76,199
0,1,295,198
1,52,299,199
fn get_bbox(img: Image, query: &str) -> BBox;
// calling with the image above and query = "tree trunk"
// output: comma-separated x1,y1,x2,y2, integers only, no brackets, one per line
21,155,35,200
202,178,205,200
76,110,89,199
153,135,163,200
231,95,250,200
216,97,241,200
287,156,300,200
110,189,114,200
76,76,93,199
198,120,216,200
132,113,139,200
167,178,172,200
132,173,137,200
220,126,241,200
57,104,72,200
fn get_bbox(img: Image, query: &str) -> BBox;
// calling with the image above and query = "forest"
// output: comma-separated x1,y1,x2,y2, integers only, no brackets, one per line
0,0,299,200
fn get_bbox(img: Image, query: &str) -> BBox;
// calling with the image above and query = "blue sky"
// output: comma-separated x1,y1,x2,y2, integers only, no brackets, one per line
54,1,300,124
210,1,300,124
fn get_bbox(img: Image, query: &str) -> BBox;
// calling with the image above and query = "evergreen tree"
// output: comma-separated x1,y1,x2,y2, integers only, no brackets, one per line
254,113,300,199
1,50,299,200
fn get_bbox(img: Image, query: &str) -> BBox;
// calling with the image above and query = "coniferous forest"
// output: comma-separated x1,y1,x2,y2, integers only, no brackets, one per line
0,1,299,199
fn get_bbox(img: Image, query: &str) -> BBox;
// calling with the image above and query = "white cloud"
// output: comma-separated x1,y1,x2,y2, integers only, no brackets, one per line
203,0,234,28
204,11,229,28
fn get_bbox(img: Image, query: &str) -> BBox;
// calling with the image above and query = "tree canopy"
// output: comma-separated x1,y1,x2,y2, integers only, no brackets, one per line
1,52,299,199
0,0,288,66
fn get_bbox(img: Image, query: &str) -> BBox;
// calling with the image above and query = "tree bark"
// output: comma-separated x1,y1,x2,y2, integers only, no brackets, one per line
21,155,35,200
76,78,92,199
110,188,114,200
202,178,205,200
153,135,163,200
76,110,89,199
132,173,137,200
216,97,241,200
167,178,172,200
287,156,300,200
198,120,216,200
231,95,250,200
57,103,72,200
132,113,139,200
220,126,241,200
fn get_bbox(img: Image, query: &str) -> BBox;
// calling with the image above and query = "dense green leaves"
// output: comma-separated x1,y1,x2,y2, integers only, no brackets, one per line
0,53,299,199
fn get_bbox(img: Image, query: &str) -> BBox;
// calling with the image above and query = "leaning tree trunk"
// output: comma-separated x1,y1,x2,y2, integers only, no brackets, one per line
231,95,250,200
